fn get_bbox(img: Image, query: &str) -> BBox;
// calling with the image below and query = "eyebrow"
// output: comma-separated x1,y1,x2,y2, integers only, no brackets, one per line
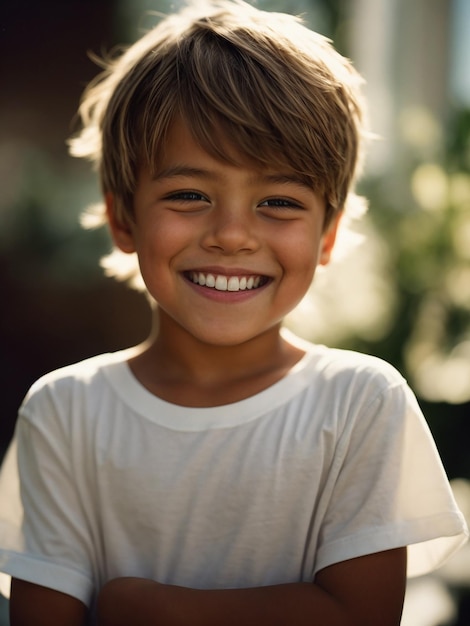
152,166,216,181
152,165,312,192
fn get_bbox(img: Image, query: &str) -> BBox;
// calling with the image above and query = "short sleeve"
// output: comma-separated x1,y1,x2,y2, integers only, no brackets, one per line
315,379,468,577
0,405,95,605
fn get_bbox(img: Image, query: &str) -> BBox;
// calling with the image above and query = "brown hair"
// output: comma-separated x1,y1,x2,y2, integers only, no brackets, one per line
69,0,368,288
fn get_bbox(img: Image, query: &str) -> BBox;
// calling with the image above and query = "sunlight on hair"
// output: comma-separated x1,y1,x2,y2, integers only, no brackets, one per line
79,202,107,229
100,249,145,292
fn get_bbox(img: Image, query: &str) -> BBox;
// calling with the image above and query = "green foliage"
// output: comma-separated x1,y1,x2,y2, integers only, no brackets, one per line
347,108,470,409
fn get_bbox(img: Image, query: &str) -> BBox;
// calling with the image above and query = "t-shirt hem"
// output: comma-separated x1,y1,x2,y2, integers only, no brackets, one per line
314,512,468,579
0,550,93,606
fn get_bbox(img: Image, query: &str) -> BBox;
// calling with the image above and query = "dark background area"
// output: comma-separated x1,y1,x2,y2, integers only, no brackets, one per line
0,0,151,458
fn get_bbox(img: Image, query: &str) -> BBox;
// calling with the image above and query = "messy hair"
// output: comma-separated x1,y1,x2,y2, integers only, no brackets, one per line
69,0,369,290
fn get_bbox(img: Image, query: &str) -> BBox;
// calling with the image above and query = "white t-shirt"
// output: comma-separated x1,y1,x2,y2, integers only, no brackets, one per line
0,340,467,610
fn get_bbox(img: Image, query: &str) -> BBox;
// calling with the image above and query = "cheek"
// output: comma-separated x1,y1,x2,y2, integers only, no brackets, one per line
135,217,191,262
274,229,320,277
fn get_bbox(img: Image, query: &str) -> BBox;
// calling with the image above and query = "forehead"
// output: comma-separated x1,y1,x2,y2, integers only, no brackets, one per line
148,116,310,186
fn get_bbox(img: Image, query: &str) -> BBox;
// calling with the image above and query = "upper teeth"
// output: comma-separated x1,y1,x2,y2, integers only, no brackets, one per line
189,272,262,291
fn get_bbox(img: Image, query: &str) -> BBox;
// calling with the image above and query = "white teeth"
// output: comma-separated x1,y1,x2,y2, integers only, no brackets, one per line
215,275,228,291
227,276,240,291
189,272,264,292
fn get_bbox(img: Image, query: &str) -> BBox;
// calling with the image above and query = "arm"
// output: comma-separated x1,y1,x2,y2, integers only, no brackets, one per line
97,547,407,626
9,578,88,626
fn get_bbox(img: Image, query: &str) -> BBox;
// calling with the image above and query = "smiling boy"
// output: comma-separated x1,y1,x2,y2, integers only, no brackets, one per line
112,118,338,407
0,1,467,625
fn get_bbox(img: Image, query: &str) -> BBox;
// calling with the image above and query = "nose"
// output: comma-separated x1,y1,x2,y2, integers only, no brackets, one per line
200,206,260,255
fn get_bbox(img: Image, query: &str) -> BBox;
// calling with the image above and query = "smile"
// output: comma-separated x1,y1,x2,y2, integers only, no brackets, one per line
187,272,268,292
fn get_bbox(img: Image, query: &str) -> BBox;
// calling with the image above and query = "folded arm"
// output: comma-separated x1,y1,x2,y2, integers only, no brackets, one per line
8,548,406,625
97,548,407,626
9,578,88,626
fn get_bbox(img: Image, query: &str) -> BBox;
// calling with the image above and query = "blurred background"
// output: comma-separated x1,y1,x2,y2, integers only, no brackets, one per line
0,0,469,624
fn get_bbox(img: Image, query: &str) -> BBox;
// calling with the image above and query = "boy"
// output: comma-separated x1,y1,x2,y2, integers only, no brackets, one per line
0,1,467,624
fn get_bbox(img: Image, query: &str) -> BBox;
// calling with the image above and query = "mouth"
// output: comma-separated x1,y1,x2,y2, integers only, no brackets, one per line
185,271,270,292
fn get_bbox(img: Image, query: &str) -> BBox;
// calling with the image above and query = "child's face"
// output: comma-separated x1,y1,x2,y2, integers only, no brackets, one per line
108,119,339,348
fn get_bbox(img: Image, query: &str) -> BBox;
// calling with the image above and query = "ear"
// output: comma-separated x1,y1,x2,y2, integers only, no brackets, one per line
319,212,342,266
105,192,136,254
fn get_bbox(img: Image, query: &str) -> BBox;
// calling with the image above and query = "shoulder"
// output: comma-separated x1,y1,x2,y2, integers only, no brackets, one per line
19,350,132,424
297,336,407,394
322,347,405,391
26,351,125,392
289,337,415,431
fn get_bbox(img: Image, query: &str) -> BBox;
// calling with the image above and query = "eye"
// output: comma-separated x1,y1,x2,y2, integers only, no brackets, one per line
162,190,211,212
165,191,209,202
258,197,304,217
259,198,302,208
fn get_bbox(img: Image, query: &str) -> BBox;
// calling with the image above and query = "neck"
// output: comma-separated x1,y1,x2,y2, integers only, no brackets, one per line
153,309,290,381
127,308,305,406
